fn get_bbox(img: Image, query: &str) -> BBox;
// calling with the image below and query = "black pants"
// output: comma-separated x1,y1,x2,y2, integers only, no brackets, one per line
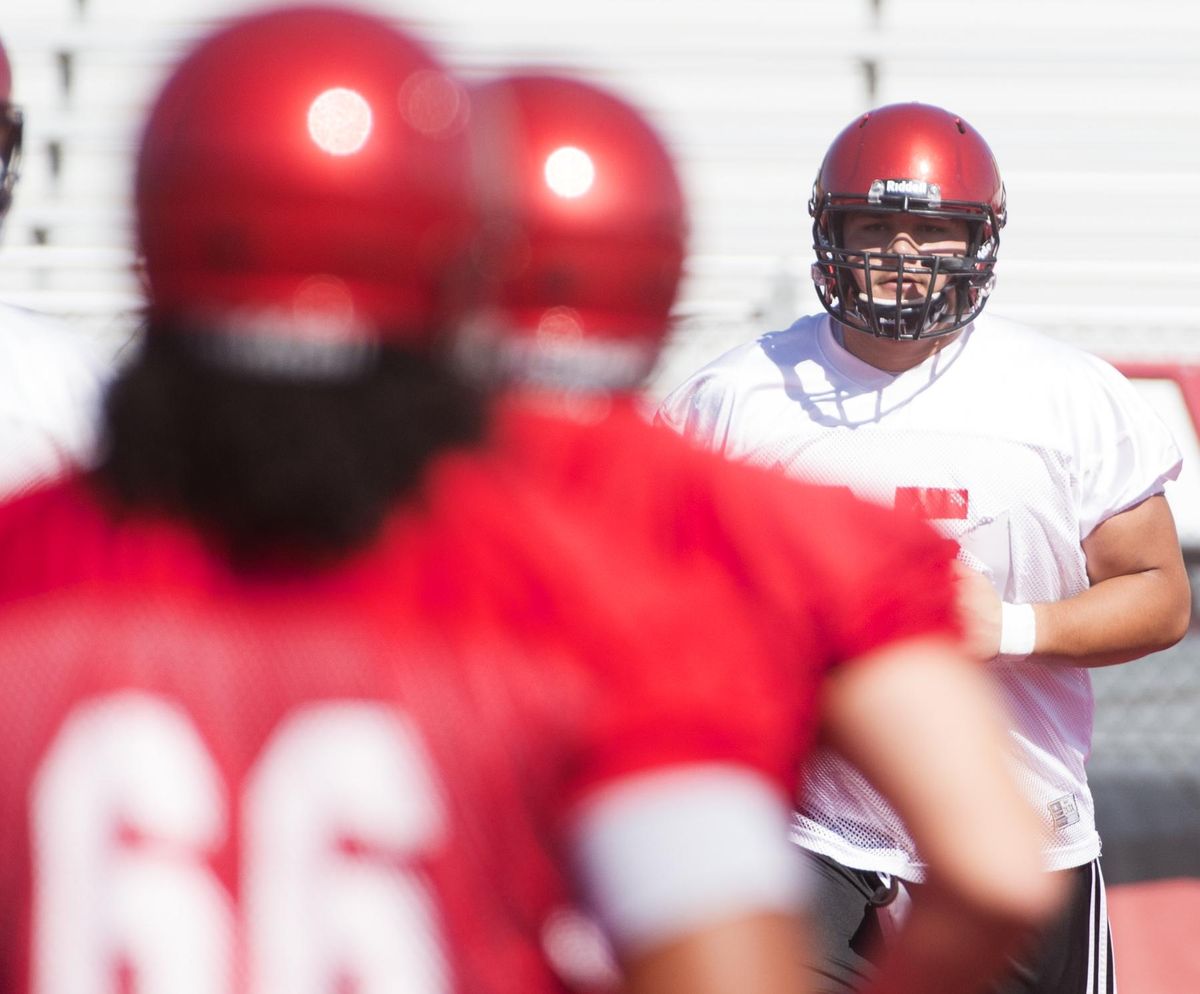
802,852,1116,994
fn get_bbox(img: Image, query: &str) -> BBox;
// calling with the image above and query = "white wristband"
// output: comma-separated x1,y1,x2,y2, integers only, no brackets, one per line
999,602,1037,657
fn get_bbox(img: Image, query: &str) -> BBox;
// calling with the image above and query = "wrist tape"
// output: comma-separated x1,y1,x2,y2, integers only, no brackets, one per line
999,602,1037,657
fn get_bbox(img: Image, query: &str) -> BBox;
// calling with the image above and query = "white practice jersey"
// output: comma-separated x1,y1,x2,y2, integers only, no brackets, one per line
0,302,113,498
657,311,1182,881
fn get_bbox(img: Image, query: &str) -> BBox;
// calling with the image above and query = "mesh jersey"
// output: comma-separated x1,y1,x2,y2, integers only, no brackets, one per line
0,302,113,498
657,311,1183,879
0,459,799,994
495,394,963,777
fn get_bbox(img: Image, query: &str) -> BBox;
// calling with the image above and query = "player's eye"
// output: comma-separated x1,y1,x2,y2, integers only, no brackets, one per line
847,219,886,236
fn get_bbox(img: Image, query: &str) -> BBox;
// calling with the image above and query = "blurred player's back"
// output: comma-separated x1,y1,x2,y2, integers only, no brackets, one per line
497,392,964,743
0,461,574,994
0,448,796,994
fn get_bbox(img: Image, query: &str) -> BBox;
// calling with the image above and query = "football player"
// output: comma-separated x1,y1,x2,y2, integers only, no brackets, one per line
464,75,1065,994
0,31,113,498
657,101,1191,994
0,8,815,994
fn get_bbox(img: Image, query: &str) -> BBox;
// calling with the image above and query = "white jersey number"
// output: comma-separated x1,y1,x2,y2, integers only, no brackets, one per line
31,692,448,994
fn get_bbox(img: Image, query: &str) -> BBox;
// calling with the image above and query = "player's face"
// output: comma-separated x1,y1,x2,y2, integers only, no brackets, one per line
840,211,970,304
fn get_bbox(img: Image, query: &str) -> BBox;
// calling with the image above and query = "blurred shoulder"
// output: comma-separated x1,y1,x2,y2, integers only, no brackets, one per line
0,473,110,602
969,312,1154,425
0,300,121,381
970,312,1118,375
0,471,94,528
655,315,827,446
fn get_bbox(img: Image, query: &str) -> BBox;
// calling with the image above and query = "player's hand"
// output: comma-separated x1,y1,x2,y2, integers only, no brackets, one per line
952,561,1002,661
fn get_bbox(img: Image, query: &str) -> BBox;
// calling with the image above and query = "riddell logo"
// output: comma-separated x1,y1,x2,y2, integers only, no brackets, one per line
886,179,929,196
868,178,942,205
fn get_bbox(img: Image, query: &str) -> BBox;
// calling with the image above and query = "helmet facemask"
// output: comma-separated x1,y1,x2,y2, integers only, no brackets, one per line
811,187,1003,341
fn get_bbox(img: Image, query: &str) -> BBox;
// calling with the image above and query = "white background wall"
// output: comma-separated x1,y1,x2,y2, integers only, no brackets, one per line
4,0,1199,381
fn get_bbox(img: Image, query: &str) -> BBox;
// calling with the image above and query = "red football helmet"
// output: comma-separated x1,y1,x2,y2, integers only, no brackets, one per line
464,73,687,390
135,6,476,369
0,35,24,224
809,102,1006,341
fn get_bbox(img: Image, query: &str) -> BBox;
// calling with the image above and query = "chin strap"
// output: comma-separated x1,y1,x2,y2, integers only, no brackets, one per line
853,289,952,341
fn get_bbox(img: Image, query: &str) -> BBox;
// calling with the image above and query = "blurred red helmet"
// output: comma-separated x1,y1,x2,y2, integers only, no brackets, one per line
0,35,24,224
464,73,687,391
135,6,476,371
809,102,1006,341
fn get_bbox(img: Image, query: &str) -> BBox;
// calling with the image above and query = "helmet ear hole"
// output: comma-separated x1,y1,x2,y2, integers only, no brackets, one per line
809,261,836,299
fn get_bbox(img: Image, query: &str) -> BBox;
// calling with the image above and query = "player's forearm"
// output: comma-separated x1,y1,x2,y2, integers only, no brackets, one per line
622,912,809,994
859,884,1040,994
1032,567,1190,667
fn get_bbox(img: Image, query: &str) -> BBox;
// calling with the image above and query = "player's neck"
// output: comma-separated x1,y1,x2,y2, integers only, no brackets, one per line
835,322,964,374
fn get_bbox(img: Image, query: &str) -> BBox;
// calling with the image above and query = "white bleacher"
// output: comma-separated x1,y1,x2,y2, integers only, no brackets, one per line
1,0,1199,373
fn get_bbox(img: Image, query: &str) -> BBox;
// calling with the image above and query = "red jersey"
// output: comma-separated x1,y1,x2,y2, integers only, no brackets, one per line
495,393,964,766
0,453,799,994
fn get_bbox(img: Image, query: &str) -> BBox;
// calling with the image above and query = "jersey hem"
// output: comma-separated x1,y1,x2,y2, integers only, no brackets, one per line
791,827,1103,883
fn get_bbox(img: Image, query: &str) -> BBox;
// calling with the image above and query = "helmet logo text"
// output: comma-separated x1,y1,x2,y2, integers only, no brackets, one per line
868,178,942,207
